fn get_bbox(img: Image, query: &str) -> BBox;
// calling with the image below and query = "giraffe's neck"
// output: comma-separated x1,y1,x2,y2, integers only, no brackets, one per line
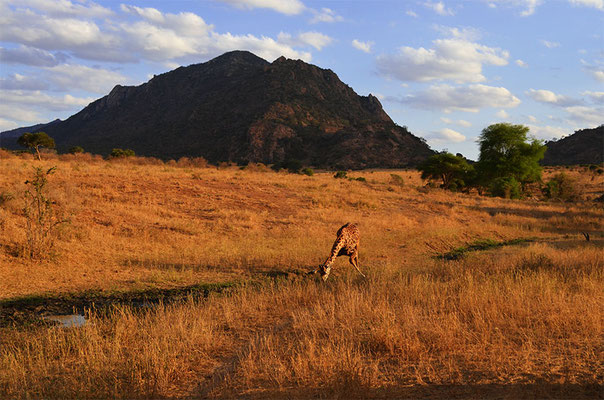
323,237,345,267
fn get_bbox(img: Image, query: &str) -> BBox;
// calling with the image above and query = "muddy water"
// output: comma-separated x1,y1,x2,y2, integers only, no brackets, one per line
42,314,87,327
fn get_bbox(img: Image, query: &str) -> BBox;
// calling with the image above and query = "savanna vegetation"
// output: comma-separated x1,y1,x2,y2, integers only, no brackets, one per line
0,148,602,399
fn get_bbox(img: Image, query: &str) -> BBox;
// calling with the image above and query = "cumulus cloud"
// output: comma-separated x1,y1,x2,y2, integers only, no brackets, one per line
526,89,581,106
424,1,455,15
0,2,318,65
394,83,521,113
406,10,418,17
351,39,373,53
487,0,542,16
496,109,510,118
426,128,466,144
217,0,306,15
376,38,509,83
441,117,472,127
0,45,68,67
277,32,333,51
0,89,94,123
526,124,568,140
309,7,343,23
565,106,604,125
581,91,604,104
0,73,49,90
569,0,604,10
16,0,113,18
515,59,528,67
582,61,604,82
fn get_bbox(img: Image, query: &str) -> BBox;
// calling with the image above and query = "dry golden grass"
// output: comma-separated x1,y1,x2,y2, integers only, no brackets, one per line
0,153,602,398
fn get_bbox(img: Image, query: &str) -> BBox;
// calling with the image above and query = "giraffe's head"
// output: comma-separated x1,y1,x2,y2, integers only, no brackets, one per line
319,265,331,281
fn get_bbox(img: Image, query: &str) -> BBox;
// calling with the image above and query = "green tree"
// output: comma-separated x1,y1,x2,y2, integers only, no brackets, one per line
110,148,135,158
475,123,546,196
419,152,473,190
17,132,55,161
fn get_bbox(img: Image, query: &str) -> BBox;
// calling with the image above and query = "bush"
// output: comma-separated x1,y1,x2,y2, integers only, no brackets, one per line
301,167,314,176
352,177,366,182
68,146,84,154
389,174,404,186
110,148,135,158
334,171,347,179
22,167,67,259
543,173,579,202
490,176,522,199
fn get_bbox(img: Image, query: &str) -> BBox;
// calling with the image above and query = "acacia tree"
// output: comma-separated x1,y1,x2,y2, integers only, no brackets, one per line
419,152,473,190
475,123,546,197
17,132,55,161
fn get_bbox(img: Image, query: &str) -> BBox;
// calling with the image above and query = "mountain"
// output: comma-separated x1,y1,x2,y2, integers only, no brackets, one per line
542,126,603,165
2,51,433,169
0,119,61,148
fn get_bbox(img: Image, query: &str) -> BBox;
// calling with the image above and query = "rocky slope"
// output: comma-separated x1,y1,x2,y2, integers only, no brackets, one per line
4,51,433,168
542,126,603,165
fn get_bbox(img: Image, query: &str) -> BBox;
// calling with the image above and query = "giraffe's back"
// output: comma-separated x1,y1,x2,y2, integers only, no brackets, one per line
336,223,360,255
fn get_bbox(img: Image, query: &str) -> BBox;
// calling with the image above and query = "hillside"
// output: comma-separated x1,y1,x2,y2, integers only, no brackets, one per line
542,125,603,165
4,51,433,169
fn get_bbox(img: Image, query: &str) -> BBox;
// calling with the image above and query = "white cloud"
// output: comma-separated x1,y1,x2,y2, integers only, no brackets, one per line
0,45,68,67
427,128,466,144
527,115,538,123
582,91,604,104
16,0,113,18
309,7,343,23
582,61,604,82
440,117,472,127
277,32,333,51
217,0,306,15
569,0,604,10
526,89,580,106
496,109,510,118
0,73,49,90
376,38,509,83
541,40,560,48
351,39,373,53
527,124,568,140
395,83,521,112
44,64,129,93
406,10,418,17
433,26,481,41
515,59,528,67
487,0,542,16
0,89,94,123
0,118,19,132
565,106,604,125
0,3,316,65
424,1,455,15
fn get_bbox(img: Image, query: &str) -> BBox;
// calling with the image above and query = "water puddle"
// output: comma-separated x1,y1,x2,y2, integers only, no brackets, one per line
42,314,87,328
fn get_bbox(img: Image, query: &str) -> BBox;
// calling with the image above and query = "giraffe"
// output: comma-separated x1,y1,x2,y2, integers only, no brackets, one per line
311,223,365,281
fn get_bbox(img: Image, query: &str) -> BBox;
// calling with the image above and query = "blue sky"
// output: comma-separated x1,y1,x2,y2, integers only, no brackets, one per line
1,0,602,160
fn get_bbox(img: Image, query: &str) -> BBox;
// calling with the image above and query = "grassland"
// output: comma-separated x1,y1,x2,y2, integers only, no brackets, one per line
0,151,602,398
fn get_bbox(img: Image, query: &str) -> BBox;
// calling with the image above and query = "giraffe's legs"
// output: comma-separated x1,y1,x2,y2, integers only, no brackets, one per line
349,252,365,278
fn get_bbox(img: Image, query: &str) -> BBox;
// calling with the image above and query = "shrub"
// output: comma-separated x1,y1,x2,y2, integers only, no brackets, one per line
389,174,404,186
68,146,84,154
22,166,67,259
490,176,522,199
110,148,135,158
334,171,347,179
543,173,579,202
301,167,314,176
0,191,15,206
352,177,366,182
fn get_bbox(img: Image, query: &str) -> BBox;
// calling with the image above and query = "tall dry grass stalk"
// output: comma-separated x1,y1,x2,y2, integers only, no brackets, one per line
0,155,602,398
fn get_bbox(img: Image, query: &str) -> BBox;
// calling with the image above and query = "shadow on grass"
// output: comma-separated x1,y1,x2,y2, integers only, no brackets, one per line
436,238,534,261
223,382,602,400
0,281,241,327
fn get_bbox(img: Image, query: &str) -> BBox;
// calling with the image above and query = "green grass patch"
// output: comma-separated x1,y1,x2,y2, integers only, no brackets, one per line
437,238,534,261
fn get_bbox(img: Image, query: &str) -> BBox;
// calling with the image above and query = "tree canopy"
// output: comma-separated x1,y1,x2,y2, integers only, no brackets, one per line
17,132,55,161
476,123,546,194
419,152,473,191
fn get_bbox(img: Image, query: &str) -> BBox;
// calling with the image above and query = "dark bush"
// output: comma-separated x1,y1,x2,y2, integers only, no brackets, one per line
543,172,579,202
110,148,135,158
490,176,522,199
301,167,314,176
68,146,84,154
389,174,404,186
334,171,347,179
